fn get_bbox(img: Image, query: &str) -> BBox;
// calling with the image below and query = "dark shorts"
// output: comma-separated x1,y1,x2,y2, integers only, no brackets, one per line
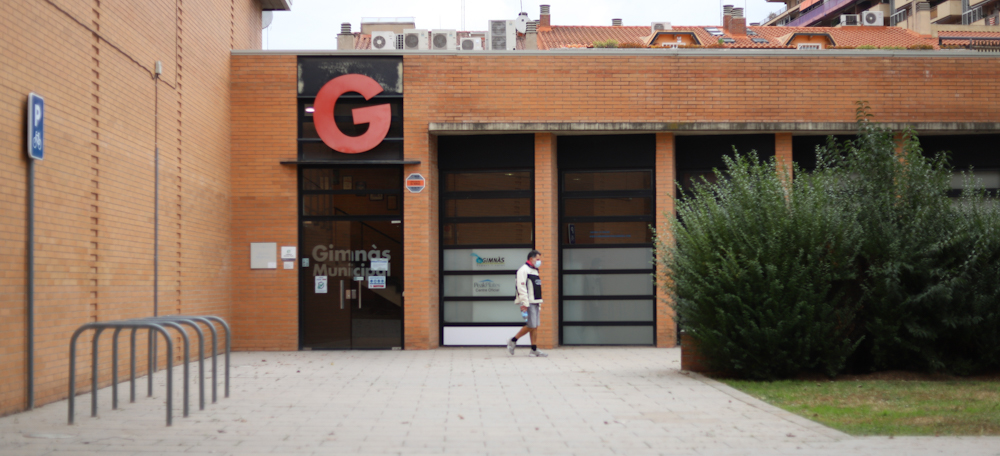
525,304,540,329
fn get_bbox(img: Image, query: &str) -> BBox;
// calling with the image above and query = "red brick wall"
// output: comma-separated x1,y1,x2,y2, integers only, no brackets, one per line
655,133,677,348
776,132,793,181
0,0,261,416
402,133,440,350
534,133,559,349
401,54,1000,123
230,55,299,351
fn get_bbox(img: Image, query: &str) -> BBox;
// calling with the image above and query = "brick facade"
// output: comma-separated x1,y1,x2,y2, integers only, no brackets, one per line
229,55,298,351
226,51,1000,355
1,0,261,416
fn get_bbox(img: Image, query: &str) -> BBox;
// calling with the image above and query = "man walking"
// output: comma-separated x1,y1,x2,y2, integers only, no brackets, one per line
507,250,547,357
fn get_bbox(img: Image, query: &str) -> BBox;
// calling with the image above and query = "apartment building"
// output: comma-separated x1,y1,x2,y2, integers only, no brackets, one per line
765,0,1000,31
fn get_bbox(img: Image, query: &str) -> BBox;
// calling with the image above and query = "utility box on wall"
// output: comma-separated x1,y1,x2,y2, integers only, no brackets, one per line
250,243,278,269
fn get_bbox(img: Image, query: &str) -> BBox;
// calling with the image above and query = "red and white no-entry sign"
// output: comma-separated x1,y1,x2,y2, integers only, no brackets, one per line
405,173,426,193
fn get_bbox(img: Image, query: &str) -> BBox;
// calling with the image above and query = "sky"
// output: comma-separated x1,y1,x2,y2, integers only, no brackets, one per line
262,0,787,50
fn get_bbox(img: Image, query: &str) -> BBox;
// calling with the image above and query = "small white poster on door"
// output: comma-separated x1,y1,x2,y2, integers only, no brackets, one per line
315,276,328,294
370,258,389,271
368,275,386,289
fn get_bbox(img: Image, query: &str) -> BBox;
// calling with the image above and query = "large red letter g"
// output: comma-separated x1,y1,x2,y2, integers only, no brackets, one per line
313,74,391,154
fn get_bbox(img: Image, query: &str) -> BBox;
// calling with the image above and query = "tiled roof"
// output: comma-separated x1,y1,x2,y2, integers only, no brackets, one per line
537,25,939,49
349,25,946,50
537,25,653,49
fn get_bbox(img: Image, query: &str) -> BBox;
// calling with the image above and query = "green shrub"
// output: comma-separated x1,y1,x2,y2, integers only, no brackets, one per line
593,39,619,48
657,151,862,379
658,102,1000,378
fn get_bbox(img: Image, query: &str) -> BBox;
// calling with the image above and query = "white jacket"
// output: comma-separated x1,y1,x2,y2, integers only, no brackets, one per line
514,263,543,307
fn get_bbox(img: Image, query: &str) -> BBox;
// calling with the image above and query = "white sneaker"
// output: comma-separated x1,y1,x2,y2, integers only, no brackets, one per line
528,349,548,357
506,339,516,355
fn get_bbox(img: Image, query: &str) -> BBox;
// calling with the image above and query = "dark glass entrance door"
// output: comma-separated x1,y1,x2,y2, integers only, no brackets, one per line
299,167,403,349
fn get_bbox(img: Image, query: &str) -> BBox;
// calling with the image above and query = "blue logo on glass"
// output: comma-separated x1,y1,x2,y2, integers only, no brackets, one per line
471,253,504,266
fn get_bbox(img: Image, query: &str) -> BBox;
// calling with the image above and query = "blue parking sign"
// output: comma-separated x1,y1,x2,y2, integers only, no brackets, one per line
27,93,44,160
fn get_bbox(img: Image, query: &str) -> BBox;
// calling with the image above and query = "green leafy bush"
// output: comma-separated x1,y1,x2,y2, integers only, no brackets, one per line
592,39,619,48
658,103,1000,378
657,151,862,379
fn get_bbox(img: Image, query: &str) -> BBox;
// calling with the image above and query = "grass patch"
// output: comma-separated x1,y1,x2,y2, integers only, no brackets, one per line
723,379,1000,436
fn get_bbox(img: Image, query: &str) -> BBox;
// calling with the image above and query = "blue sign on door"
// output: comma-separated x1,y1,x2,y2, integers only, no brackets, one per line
27,93,44,160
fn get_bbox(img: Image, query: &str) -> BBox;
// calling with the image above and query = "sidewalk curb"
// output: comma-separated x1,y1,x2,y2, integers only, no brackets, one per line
686,371,852,440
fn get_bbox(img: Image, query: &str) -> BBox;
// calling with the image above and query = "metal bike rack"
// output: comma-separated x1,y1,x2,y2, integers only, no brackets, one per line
68,315,230,426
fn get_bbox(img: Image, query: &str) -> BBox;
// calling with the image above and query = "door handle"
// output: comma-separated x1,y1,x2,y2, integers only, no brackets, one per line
358,280,362,309
340,280,344,310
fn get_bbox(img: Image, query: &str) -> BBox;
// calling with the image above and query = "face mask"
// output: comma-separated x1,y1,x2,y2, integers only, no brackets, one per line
534,260,542,268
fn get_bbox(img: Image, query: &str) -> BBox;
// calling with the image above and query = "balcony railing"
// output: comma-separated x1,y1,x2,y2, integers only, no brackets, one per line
962,6,984,24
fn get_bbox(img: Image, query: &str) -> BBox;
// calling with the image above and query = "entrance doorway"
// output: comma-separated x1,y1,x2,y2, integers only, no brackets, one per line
298,167,403,349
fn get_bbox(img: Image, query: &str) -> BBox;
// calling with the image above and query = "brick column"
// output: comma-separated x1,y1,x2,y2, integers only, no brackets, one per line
402,133,440,350
534,133,559,349
654,133,677,348
775,132,793,183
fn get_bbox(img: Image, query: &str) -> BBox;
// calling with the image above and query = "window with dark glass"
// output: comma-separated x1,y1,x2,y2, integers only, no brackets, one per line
560,169,656,345
299,167,403,218
438,135,535,340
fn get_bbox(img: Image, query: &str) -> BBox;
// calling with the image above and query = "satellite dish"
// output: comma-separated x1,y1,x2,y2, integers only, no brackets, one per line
262,11,273,30
515,12,529,34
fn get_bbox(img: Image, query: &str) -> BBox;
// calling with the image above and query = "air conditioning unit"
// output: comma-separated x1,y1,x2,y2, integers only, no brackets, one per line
431,30,457,50
488,20,516,51
371,31,396,51
861,11,884,26
651,22,672,33
402,29,429,50
458,37,483,50
797,43,823,50
840,14,859,26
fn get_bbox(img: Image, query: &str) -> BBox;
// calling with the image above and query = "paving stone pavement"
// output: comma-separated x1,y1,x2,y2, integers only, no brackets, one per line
1,347,998,455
